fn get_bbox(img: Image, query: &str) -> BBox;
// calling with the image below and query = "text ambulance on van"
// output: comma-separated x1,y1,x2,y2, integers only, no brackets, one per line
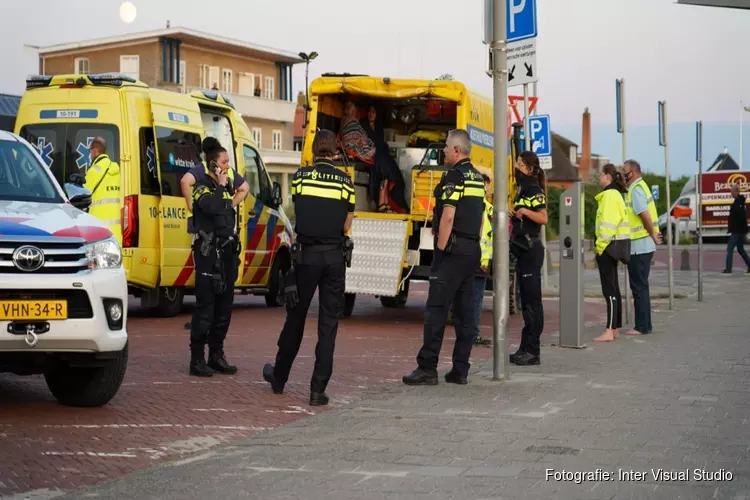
15,73,294,317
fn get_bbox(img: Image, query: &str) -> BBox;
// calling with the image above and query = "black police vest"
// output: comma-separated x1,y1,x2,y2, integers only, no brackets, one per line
192,179,236,238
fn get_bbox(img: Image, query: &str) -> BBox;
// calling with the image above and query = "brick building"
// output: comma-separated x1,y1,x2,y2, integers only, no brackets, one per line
34,26,304,190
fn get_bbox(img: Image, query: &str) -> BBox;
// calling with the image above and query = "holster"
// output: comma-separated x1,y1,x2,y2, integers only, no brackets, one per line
342,237,354,268
444,233,457,254
291,242,303,265
197,230,214,257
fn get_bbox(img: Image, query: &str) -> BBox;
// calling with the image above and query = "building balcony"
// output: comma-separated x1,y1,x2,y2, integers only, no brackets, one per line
186,87,296,124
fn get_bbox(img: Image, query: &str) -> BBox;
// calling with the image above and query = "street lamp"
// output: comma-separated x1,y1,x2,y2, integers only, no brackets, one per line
739,101,750,168
298,51,318,130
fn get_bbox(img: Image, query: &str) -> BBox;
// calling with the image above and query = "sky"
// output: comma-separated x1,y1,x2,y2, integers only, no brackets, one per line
2,0,750,178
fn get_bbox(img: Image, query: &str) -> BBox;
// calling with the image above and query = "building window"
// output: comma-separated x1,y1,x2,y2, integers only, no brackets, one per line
120,55,140,80
221,69,233,93
272,130,282,151
239,73,255,96
293,139,302,152
264,76,275,99
252,127,262,147
74,57,89,75
179,60,187,93
200,65,220,89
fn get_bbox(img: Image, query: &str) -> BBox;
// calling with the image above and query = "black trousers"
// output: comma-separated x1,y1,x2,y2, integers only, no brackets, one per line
627,252,653,334
517,242,545,357
273,248,346,394
417,244,480,378
190,242,239,356
596,252,622,329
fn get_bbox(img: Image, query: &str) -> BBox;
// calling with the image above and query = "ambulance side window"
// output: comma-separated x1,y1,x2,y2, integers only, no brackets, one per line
139,127,160,195
242,144,262,199
155,126,202,197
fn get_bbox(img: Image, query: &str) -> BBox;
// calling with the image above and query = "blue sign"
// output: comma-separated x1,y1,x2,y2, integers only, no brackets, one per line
507,0,537,43
75,137,94,171
467,124,494,150
651,185,660,201
521,115,551,157
168,112,189,124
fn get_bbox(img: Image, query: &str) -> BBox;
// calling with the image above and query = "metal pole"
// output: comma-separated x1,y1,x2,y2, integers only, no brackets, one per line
523,84,531,152
741,101,744,170
661,101,674,310
619,79,630,324
492,0,509,382
530,84,548,289
696,120,703,302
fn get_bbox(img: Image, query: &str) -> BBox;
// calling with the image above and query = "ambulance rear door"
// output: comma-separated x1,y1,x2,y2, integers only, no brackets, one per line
148,90,204,288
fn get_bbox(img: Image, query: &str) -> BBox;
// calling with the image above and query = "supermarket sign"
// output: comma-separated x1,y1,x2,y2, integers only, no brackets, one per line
700,171,750,226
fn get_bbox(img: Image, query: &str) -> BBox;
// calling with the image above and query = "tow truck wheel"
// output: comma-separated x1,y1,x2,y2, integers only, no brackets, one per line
341,293,356,318
380,280,410,309
45,342,129,407
155,287,185,317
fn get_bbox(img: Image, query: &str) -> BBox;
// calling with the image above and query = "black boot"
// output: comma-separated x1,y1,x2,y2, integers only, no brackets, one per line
262,363,284,394
310,392,329,406
402,368,439,386
208,350,238,375
509,349,525,364
513,352,540,366
444,370,468,385
189,351,214,377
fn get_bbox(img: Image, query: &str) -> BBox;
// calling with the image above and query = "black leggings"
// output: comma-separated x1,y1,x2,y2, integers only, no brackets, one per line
596,252,622,329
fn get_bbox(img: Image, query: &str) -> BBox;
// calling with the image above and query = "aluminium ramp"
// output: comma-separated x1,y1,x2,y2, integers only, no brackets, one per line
346,216,410,297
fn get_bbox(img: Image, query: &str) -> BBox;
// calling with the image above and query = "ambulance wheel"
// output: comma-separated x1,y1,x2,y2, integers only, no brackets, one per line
155,287,185,317
265,255,289,308
380,280,410,308
342,293,356,318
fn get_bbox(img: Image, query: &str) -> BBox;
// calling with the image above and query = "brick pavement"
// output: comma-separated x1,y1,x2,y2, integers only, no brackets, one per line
51,272,750,500
0,283,606,498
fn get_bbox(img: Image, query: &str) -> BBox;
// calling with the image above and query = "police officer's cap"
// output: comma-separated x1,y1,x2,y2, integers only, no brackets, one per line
313,130,337,157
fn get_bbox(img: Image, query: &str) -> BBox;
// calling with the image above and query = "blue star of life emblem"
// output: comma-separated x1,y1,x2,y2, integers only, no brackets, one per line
75,137,94,171
146,142,156,176
35,137,54,167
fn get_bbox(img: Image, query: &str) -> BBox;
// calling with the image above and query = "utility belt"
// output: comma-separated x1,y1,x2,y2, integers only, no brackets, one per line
443,230,480,254
291,238,354,268
509,232,541,258
194,230,241,258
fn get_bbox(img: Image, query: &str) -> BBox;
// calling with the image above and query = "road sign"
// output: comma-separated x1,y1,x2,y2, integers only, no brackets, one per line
506,38,538,87
507,0,537,43
483,0,538,44
652,185,660,201
508,95,538,123
518,114,552,169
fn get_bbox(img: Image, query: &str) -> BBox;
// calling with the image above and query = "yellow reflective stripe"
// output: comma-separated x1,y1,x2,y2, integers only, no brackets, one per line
599,221,618,230
614,234,630,240
296,185,347,201
464,187,485,197
90,197,120,207
342,183,355,194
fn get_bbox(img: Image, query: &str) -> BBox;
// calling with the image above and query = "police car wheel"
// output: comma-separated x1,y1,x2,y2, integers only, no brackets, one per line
44,343,129,407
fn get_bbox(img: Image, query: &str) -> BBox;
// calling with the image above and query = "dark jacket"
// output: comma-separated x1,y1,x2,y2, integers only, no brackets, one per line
728,194,748,234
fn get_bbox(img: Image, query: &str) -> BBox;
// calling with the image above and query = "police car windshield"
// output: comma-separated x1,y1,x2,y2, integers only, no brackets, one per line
0,140,63,203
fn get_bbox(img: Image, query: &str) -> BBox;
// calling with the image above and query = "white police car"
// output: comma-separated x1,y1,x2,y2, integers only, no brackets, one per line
0,131,128,407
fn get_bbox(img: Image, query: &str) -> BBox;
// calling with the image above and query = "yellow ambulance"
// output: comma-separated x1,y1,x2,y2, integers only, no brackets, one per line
15,73,294,317
301,74,520,316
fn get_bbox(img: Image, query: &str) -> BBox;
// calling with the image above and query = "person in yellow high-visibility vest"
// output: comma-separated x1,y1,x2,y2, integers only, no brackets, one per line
472,174,493,346
84,137,121,245
594,164,630,343
622,159,662,336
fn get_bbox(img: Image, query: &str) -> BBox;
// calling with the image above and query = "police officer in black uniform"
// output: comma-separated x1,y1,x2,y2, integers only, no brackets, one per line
263,130,355,406
509,151,548,366
188,137,247,377
403,129,485,386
